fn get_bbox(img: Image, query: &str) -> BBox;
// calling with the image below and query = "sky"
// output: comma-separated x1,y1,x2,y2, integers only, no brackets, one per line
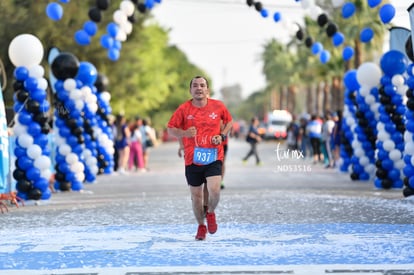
151,0,414,99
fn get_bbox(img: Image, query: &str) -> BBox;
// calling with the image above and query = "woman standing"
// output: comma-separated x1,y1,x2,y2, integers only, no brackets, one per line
114,114,131,174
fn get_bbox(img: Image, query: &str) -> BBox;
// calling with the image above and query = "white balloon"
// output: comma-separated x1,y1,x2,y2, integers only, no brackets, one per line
58,144,72,156
34,155,51,170
359,156,370,166
75,172,85,182
120,0,135,16
331,0,345,8
100,91,111,102
40,169,52,181
404,131,413,142
356,62,382,88
13,122,27,136
71,162,85,173
389,149,402,161
28,65,44,78
113,10,127,24
63,78,77,91
383,140,395,151
27,144,42,159
8,34,44,67
365,94,376,105
69,89,82,100
37,78,48,90
66,153,79,164
391,74,405,87
18,133,34,148
354,148,364,158
405,142,414,155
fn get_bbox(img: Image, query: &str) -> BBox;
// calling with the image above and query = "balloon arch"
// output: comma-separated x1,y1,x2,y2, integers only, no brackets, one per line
4,0,414,201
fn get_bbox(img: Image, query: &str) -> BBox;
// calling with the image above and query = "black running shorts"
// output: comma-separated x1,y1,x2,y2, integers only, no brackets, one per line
185,160,223,187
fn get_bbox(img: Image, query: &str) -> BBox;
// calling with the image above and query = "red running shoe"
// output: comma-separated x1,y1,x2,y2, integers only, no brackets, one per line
195,225,207,240
206,212,217,234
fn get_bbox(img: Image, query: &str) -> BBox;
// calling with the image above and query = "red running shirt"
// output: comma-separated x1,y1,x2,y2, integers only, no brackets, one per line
168,99,232,166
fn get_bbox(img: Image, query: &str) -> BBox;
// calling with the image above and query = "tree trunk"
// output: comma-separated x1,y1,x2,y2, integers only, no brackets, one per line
306,84,313,114
322,81,329,114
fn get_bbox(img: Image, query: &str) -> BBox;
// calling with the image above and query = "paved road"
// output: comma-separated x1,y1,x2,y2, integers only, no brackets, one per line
1,139,414,275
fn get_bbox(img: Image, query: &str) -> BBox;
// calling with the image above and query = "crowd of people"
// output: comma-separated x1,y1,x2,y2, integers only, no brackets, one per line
111,114,157,175
286,110,343,168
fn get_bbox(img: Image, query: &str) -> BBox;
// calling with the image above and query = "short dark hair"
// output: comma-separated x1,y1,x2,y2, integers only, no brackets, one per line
189,76,209,88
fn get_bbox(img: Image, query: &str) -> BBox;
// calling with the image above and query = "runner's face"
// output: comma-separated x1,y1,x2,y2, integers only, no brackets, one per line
190,78,209,101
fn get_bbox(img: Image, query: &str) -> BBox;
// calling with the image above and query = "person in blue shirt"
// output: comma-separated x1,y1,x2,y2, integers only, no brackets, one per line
306,114,323,164
242,117,262,166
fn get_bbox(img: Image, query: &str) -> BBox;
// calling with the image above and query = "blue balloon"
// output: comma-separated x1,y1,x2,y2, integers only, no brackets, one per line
41,188,52,200
76,61,98,85
113,40,122,51
108,48,120,61
14,146,27,158
380,50,408,76
107,22,119,38
320,50,330,64
360,27,374,43
342,46,354,61
26,166,41,181
33,178,49,192
28,121,42,137
311,42,323,55
34,134,49,148
273,12,281,22
379,4,395,24
74,29,91,46
30,88,47,102
83,20,98,36
368,0,381,8
100,34,114,49
342,2,356,19
332,32,344,47
18,156,32,170
18,111,32,125
14,66,29,81
343,70,360,91
145,0,155,9
260,9,268,18
24,77,38,91
46,2,63,21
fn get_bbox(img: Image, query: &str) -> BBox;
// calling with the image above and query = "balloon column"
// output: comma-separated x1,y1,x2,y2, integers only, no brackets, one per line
94,74,115,174
51,52,86,191
340,70,359,173
350,62,381,181
375,50,408,189
403,63,414,197
74,61,101,183
8,34,52,200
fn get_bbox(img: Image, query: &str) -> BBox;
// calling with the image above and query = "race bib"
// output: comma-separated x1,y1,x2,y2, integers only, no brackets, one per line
193,147,217,165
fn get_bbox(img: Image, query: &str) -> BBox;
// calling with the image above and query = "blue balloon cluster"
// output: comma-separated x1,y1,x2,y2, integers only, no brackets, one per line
74,62,100,183
350,85,378,181
74,20,98,46
12,66,52,201
374,50,408,189
403,64,414,197
339,70,360,173
100,23,123,61
94,75,115,174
